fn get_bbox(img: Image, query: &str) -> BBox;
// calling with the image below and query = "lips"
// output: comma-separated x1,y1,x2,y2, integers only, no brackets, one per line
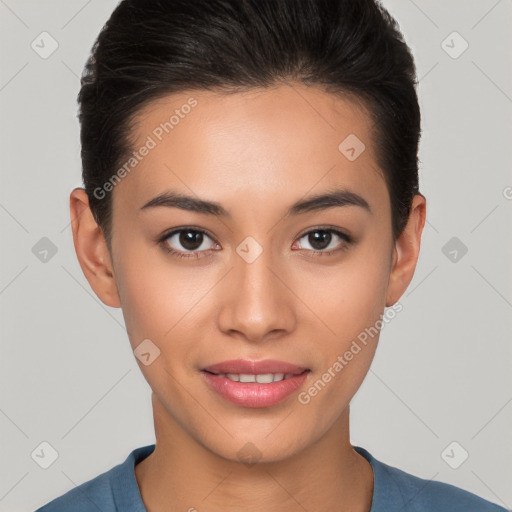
200,359,310,408
201,359,308,375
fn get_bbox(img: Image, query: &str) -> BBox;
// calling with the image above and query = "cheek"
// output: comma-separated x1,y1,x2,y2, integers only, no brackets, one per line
113,242,172,344
113,244,214,351
304,244,391,342
299,235,391,401
298,257,388,424
350,229,393,315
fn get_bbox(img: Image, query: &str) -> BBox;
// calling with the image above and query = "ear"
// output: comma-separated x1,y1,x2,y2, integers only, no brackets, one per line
69,187,121,308
386,193,427,307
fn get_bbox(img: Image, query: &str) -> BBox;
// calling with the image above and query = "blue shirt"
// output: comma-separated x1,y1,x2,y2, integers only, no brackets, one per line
34,444,508,511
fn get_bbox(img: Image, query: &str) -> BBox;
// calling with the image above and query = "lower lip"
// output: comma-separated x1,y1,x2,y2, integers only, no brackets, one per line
201,371,310,408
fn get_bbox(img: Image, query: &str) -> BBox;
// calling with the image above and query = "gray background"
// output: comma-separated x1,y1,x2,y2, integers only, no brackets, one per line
1,1,511,511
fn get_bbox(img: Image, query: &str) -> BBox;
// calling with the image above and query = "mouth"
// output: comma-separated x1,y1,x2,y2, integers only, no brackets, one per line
200,359,311,408
202,371,305,383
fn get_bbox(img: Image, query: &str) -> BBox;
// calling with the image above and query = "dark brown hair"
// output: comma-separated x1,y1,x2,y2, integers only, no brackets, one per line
78,0,421,250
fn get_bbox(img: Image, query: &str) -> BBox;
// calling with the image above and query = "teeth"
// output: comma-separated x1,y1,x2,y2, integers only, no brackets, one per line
256,374,274,384
219,373,289,383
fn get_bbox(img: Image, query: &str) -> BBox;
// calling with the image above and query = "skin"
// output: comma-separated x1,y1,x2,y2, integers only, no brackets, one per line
70,83,426,512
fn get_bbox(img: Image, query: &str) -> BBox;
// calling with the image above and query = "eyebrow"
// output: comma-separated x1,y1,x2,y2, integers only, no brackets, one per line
139,187,371,217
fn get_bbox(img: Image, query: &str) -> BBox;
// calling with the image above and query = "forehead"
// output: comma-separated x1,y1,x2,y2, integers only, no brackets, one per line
113,83,386,216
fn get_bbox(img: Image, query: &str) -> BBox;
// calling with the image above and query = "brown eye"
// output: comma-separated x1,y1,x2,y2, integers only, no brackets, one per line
175,230,205,251
295,228,351,254
305,230,333,250
160,228,217,256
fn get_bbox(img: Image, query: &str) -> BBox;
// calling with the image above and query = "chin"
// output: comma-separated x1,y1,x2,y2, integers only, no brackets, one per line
197,423,317,466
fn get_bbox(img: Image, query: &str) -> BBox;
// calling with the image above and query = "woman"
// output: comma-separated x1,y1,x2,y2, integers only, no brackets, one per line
35,0,506,510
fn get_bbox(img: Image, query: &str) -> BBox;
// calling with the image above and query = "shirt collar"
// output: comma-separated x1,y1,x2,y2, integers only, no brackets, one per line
354,445,409,511
112,444,155,511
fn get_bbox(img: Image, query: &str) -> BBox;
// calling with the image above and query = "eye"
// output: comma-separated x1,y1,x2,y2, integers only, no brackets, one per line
293,228,352,255
158,226,352,260
158,227,218,259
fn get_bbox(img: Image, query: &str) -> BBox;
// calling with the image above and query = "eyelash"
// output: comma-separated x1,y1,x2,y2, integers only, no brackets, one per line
157,226,352,260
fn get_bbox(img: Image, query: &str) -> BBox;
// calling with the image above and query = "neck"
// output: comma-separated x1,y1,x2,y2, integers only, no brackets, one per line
135,394,374,512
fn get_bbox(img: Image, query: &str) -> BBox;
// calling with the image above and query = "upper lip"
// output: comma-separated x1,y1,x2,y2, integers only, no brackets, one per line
202,359,309,375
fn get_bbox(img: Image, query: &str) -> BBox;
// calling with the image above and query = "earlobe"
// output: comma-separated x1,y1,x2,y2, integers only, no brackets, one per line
69,187,121,308
385,194,427,307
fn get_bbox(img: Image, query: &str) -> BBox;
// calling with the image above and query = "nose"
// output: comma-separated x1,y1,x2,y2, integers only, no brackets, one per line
216,244,297,343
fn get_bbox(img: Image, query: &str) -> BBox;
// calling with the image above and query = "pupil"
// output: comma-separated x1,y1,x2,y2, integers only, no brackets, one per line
180,230,202,250
309,230,331,250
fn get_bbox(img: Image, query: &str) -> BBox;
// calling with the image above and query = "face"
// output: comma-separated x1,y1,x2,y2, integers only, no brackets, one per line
73,83,424,463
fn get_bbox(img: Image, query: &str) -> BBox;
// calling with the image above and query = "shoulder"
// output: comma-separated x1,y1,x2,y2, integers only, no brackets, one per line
33,469,116,512
381,463,508,512
33,444,155,512
354,446,508,512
